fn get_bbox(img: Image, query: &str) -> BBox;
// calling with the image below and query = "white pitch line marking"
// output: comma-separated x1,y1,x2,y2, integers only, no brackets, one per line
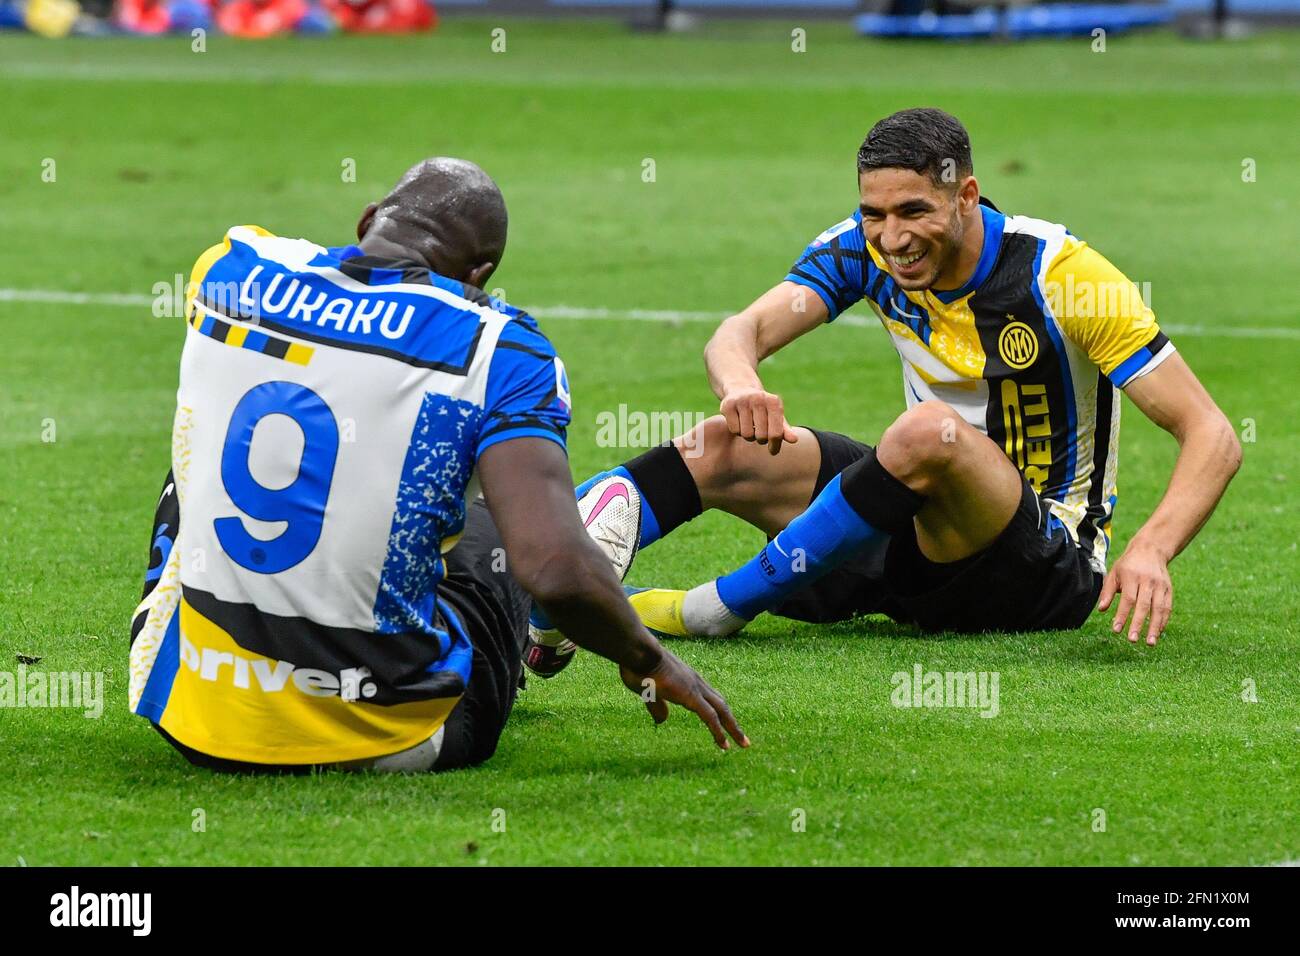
1,287,1298,339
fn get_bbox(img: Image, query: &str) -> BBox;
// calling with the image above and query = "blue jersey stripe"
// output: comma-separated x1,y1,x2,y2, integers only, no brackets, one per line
135,606,181,724
933,205,1005,304
1109,347,1153,387
477,425,567,458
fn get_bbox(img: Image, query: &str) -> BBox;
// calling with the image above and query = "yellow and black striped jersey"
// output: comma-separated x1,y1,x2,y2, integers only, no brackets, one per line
787,202,1174,573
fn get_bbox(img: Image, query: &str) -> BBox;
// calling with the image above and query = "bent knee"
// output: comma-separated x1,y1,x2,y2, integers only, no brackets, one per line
676,415,762,493
879,402,965,481
674,415,731,466
675,415,818,514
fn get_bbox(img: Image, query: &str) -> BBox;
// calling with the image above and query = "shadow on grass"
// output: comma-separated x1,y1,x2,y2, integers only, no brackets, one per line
484,744,733,779
104,717,730,789
741,611,1157,665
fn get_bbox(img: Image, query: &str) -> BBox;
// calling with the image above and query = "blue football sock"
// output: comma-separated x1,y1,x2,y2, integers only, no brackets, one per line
714,448,925,621
715,474,881,620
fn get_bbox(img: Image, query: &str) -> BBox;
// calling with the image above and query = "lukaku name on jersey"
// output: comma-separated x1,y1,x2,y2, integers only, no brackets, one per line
208,264,421,342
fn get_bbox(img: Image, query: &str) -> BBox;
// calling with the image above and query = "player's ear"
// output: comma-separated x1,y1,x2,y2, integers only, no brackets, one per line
466,262,496,291
958,176,980,213
356,203,379,241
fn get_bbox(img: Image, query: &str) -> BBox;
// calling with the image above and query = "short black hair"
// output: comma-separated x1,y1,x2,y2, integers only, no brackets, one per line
857,108,973,187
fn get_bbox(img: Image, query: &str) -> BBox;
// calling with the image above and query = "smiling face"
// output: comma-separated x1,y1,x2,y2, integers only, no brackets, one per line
858,167,981,292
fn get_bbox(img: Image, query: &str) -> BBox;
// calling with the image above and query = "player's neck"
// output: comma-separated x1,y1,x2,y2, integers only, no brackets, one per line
357,234,428,267
930,207,985,293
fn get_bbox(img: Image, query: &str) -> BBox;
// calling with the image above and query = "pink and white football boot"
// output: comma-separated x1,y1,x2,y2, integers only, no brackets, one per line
523,474,642,679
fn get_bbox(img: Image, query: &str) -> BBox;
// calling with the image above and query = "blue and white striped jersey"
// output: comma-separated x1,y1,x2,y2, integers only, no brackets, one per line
129,225,570,764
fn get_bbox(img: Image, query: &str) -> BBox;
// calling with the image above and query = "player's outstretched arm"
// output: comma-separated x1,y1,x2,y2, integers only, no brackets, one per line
477,437,749,751
1100,354,1243,646
705,281,827,455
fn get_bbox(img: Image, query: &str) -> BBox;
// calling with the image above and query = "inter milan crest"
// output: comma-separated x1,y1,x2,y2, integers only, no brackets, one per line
998,318,1039,370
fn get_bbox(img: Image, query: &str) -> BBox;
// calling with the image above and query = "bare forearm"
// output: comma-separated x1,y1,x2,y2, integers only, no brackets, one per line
477,438,664,674
529,548,663,673
704,283,827,401
704,314,765,401
1102,355,1238,645
1130,417,1242,561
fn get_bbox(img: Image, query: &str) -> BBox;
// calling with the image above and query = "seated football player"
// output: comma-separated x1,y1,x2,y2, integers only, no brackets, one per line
129,158,746,773
528,108,1240,677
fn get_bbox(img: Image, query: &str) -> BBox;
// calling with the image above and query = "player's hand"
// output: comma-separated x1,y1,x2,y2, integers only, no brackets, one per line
719,387,799,455
1097,540,1173,646
619,650,749,751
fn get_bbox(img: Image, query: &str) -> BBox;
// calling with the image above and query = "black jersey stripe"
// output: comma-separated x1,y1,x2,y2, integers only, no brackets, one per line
181,586,466,706
867,266,888,304
208,316,231,343
794,245,868,273
260,334,290,360
495,338,554,362
1143,329,1170,353
334,255,426,287
1077,371,1115,552
334,257,495,310
477,414,565,444
788,266,840,309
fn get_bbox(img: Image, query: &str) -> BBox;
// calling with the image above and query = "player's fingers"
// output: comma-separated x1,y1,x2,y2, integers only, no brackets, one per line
1148,585,1171,646
660,671,733,749
644,697,669,725
764,396,785,446
692,696,729,750
1111,580,1134,636
768,434,783,456
721,401,741,437
701,684,749,748
770,417,800,455
736,403,755,441
1097,569,1118,611
752,401,770,444
1127,580,1153,644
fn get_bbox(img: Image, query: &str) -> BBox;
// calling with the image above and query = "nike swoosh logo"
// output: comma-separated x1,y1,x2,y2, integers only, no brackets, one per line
584,482,631,528
888,298,925,322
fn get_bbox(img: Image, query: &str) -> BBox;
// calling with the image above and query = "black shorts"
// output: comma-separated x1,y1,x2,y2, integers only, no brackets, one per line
771,430,1103,633
431,498,532,769
151,488,530,774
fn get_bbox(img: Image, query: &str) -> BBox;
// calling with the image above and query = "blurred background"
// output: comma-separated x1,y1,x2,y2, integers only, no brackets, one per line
2,0,1297,40
2,0,1299,868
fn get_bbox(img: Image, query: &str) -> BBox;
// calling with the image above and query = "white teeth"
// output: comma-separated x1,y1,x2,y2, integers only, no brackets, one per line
892,251,924,266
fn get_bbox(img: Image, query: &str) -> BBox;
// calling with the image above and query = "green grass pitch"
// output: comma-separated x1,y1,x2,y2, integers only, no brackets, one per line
1,19,1298,866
